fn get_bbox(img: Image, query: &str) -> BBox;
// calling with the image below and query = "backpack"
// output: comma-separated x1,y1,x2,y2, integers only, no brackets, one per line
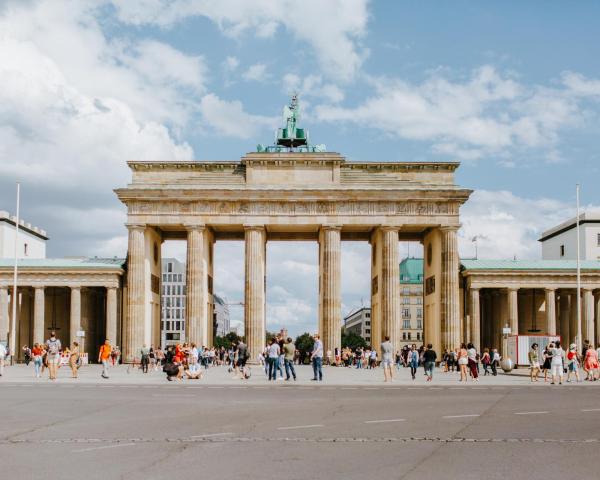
47,340,59,355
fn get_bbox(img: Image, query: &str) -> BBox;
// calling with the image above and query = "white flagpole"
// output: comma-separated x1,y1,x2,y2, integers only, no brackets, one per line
576,184,581,352
10,183,20,365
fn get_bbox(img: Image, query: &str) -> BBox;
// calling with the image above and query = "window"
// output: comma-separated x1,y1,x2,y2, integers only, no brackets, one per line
416,297,422,305
167,262,173,273
403,320,410,329
417,332,421,340
402,308,410,318
417,319,423,329
365,321,371,326
407,332,412,340
178,274,183,282
402,333,406,340
176,297,181,307
417,308,423,318
162,274,167,282
365,329,370,334
166,333,180,341
166,309,171,319
365,312,370,318
402,287,410,295
597,233,600,246
24,243,28,256
402,297,410,304
560,245,565,257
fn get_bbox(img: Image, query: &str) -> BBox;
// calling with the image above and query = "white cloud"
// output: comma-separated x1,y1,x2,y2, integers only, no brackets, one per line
199,94,278,139
458,190,583,260
316,66,599,161
110,0,370,81
282,74,345,103
242,63,269,82
223,56,239,71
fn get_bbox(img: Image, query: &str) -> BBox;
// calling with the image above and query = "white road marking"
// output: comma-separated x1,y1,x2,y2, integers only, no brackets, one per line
364,418,406,424
73,443,135,453
151,393,195,398
341,387,358,390
443,414,480,419
277,424,324,430
581,408,600,412
190,432,234,438
514,411,549,415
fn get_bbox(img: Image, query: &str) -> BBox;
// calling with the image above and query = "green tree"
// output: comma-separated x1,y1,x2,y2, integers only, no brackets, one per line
214,331,242,349
265,330,279,344
295,332,314,358
341,329,367,350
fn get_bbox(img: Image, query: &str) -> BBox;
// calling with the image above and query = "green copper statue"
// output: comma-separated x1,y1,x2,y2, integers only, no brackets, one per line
257,94,326,153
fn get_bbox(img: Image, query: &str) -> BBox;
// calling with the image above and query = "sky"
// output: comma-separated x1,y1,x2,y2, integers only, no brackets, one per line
1,0,599,336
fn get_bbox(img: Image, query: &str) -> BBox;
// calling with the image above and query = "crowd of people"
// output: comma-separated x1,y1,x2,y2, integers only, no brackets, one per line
4,330,600,386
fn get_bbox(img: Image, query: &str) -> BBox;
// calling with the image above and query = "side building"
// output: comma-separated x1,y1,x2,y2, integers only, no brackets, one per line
161,258,186,348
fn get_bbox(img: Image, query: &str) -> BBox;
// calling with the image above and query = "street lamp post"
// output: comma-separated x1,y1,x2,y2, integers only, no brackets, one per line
9,183,20,365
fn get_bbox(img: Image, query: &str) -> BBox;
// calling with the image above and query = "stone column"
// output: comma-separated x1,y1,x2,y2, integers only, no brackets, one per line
544,288,556,336
244,226,266,362
106,286,118,345
319,226,342,356
440,226,460,351
583,288,594,345
507,288,519,335
380,227,401,351
0,287,8,344
69,286,81,347
186,225,208,346
33,286,45,344
124,224,145,363
559,292,570,345
470,288,481,351
595,292,600,348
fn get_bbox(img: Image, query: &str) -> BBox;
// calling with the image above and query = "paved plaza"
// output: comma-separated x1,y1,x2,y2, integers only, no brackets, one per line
2,364,600,479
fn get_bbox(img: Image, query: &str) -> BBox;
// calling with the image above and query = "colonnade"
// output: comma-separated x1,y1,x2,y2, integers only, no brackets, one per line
0,284,118,356
469,287,600,353
124,223,461,362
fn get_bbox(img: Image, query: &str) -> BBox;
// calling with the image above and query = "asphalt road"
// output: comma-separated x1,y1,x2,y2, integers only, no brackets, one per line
1,382,599,479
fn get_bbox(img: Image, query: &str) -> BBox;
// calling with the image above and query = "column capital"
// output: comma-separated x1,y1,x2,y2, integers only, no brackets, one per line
126,223,146,232
544,287,556,293
243,224,266,232
379,225,401,232
34,285,45,291
184,223,206,232
470,287,480,293
320,224,342,232
105,285,118,291
69,285,81,291
439,225,460,233
506,287,519,293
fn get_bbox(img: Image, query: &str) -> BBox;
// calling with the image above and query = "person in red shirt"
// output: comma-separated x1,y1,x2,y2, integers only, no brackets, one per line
31,343,44,378
566,344,581,383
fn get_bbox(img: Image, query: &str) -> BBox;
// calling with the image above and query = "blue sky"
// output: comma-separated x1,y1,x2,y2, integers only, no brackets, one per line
0,0,599,335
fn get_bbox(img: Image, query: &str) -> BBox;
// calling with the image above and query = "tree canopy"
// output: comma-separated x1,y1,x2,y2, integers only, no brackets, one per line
341,329,368,350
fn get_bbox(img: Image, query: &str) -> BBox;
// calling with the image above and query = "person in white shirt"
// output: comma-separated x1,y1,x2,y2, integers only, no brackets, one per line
550,341,565,385
0,342,7,376
267,338,280,381
189,343,199,373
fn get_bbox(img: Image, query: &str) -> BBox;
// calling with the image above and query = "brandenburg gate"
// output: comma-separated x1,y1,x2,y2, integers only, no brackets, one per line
115,98,472,362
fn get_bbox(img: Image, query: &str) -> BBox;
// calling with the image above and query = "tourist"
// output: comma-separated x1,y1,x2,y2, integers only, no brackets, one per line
408,345,419,380
31,343,43,378
423,344,437,381
528,343,540,382
140,344,150,373
542,344,552,382
98,339,112,379
467,343,479,381
582,340,590,379
277,335,285,379
355,347,363,369
22,345,31,366
566,344,581,382
395,350,402,370
0,341,6,376
442,349,450,372
550,341,565,385
380,335,394,382
584,343,599,381
311,333,324,381
481,348,491,376
69,341,80,378
369,348,377,369
235,340,248,379
283,337,297,381
155,348,165,370
267,338,280,381
490,349,500,376
148,345,156,371
457,343,468,382
188,343,199,373
45,331,62,380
